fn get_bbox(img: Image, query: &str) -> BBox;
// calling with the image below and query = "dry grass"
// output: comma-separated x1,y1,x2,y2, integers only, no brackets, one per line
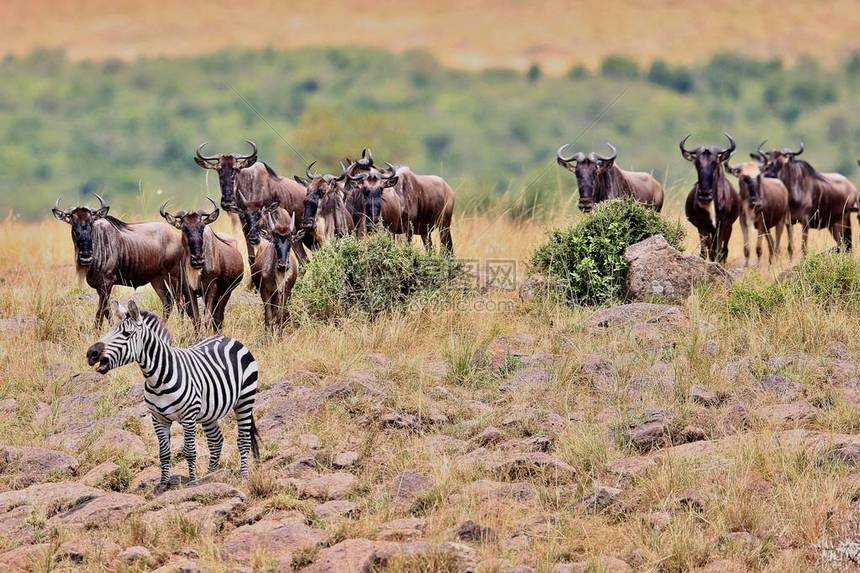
4,1,860,71
0,206,857,571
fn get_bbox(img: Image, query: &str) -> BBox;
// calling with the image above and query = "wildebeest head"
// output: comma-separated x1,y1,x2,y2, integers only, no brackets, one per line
226,191,266,247
194,141,258,210
52,194,110,266
349,161,399,226
160,198,220,270
680,133,736,202
752,140,804,179
556,143,618,213
295,161,348,245
727,162,765,213
258,203,298,274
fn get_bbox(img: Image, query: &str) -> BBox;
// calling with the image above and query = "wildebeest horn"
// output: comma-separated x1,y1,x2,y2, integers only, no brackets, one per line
557,144,577,163
721,133,736,155
306,161,319,180
93,193,107,210
595,143,617,163
382,162,398,178
679,134,695,157
757,140,768,155
54,197,63,211
751,139,768,161
237,190,249,207
785,141,804,157
238,140,257,161
196,142,218,163
159,200,170,219
204,197,219,216
357,148,374,166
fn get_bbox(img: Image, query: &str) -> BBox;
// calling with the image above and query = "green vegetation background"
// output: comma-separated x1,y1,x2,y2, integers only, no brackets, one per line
3,47,860,218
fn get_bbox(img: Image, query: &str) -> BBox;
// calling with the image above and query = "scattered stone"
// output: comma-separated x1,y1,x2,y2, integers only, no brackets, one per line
580,485,623,512
0,543,51,570
674,489,706,512
502,367,552,391
51,492,145,526
91,428,147,458
757,402,817,426
690,385,722,408
119,546,154,567
0,445,79,486
757,374,804,401
624,234,731,302
377,517,426,541
643,510,671,529
56,540,86,564
332,451,359,468
81,461,122,488
366,353,391,368
0,316,36,332
519,275,548,303
313,500,357,520
295,472,357,500
297,433,322,450
703,339,720,357
679,425,708,443
629,410,674,452
301,538,383,573
454,519,495,543
585,303,688,334
381,412,419,431
607,456,657,480
827,342,852,360
457,480,537,504
390,472,435,512
0,399,17,413
821,443,860,467
698,558,747,573
492,452,576,483
223,517,327,564
505,566,536,573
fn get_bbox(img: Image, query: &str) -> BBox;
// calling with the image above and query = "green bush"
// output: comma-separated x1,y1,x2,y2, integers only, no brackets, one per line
791,252,860,307
289,233,466,322
600,54,640,79
529,199,685,306
725,277,786,317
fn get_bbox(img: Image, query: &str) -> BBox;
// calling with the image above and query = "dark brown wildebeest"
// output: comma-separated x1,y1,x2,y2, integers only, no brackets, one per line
348,157,455,253
159,198,244,331
727,162,789,266
680,133,741,263
294,162,354,248
556,143,665,212
52,195,184,328
249,203,307,328
754,142,858,255
195,141,305,265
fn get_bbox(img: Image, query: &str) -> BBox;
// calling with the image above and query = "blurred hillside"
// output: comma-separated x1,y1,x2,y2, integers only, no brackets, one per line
3,46,860,218
5,0,860,72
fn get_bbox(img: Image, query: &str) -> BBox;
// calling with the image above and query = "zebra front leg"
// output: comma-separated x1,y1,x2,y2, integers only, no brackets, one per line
152,416,173,486
202,421,224,473
181,417,198,482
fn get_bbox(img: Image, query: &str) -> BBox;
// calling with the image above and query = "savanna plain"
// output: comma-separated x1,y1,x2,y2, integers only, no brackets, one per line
1,198,860,572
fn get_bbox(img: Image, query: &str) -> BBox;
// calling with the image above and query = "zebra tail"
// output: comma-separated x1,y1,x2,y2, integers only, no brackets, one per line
250,414,261,460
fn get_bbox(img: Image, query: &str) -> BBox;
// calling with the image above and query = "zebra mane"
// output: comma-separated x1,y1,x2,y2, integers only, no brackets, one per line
140,310,172,344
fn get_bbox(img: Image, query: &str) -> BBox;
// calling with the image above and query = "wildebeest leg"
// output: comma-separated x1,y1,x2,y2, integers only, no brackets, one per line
698,232,710,260
151,278,174,320
203,284,218,331
739,212,750,266
773,217,784,257
785,220,795,260
422,231,432,251
186,283,201,333
717,223,732,264
801,221,810,258
440,225,454,255
755,230,764,265
94,284,112,329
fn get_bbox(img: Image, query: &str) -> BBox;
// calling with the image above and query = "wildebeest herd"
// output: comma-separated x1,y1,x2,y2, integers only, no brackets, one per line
558,133,860,264
50,136,859,485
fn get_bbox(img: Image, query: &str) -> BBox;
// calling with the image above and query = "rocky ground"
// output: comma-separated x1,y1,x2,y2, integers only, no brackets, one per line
0,220,858,572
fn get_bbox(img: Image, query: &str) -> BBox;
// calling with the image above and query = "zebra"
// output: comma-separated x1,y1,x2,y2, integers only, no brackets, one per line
86,299,260,485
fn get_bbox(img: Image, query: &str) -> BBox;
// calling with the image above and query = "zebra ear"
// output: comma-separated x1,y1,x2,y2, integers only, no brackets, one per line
110,300,127,321
127,300,141,322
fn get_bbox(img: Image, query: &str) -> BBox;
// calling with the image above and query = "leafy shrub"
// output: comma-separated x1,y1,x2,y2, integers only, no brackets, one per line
647,59,694,93
289,233,466,322
725,277,786,317
529,199,685,306
791,252,860,307
600,54,640,79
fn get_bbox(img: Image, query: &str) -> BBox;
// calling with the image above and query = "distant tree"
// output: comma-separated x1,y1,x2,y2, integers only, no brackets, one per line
567,64,589,79
845,50,860,79
647,59,694,93
600,55,639,80
526,63,542,83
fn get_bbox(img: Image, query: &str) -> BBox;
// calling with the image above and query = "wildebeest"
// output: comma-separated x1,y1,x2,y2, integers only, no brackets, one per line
294,162,354,248
348,155,455,253
680,134,741,263
159,198,244,331
52,195,185,328
250,203,307,327
195,141,305,264
754,142,858,255
727,162,789,265
556,143,665,212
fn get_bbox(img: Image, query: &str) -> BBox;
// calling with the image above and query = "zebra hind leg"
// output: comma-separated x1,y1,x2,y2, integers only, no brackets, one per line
202,421,224,473
152,417,173,486
235,408,256,477
181,417,198,482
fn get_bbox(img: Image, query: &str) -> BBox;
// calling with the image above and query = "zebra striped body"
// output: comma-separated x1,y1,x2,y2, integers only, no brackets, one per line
87,302,259,484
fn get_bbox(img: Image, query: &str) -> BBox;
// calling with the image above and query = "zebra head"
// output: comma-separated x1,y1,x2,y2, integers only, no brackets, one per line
86,300,168,374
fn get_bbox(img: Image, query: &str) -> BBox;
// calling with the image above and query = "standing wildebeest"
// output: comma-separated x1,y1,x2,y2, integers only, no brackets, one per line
294,162,354,248
556,143,665,212
348,156,455,254
727,162,789,266
159,198,244,331
52,195,184,328
754,142,858,255
680,134,741,263
195,141,305,265
250,204,307,328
